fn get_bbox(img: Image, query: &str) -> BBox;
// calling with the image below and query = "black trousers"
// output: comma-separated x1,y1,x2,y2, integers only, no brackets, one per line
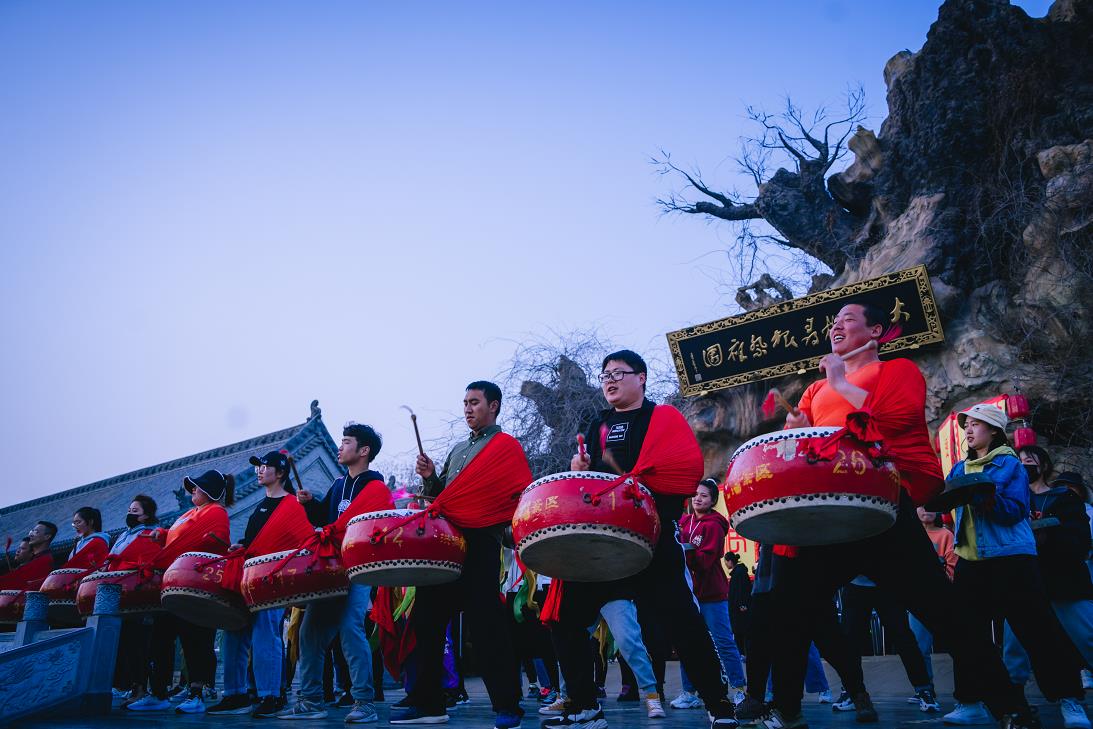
841,583,931,690
551,526,727,710
406,528,520,715
150,612,216,697
505,590,559,688
114,618,153,691
768,491,1027,719
953,555,1084,702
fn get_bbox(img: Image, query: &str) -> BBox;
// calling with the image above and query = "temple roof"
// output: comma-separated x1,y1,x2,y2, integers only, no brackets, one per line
0,401,339,558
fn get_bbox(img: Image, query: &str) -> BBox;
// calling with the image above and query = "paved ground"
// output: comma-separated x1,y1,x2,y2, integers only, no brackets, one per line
14,657,1086,728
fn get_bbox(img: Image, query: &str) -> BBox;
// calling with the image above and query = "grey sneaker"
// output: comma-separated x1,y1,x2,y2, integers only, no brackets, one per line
277,699,329,720
345,701,379,724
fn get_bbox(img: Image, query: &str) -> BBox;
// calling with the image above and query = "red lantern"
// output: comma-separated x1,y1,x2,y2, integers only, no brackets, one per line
1006,393,1031,420
1012,426,1037,450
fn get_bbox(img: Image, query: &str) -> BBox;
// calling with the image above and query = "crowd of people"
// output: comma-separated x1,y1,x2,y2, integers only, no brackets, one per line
1,303,1091,729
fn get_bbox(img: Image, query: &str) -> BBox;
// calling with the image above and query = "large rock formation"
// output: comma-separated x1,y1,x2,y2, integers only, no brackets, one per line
680,0,1093,478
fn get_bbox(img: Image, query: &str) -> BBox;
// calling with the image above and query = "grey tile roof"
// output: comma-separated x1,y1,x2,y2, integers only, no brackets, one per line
0,402,342,560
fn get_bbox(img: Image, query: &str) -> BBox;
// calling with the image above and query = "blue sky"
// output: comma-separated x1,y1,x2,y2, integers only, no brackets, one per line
0,1,1051,509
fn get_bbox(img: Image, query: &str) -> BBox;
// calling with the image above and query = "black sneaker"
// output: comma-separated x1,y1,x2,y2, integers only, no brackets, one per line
207,694,253,715
1000,711,1043,729
252,696,280,719
392,695,413,708
595,687,606,699
616,685,638,703
734,697,770,724
915,688,940,713
852,692,878,723
707,698,740,727
540,704,607,729
335,692,355,708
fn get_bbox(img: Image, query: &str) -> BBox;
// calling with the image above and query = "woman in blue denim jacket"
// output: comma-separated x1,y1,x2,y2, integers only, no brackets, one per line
941,403,1088,729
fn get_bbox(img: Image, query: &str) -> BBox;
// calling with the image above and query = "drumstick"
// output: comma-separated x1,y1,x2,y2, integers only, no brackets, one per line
207,532,232,550
577,434,587,459
401,405,426,458
839,339,878,361
3,537,11,571
286,453,305,495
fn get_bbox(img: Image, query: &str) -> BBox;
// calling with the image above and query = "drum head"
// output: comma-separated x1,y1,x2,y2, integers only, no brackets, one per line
347,561,462,588
518,527,653,582
161,590,249,631
733,501,897,546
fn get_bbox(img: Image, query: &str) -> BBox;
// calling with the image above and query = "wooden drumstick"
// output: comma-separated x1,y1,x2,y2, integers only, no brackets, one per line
401,405,426,458
287,453,305,495
838,339,878,361
3,537,11,571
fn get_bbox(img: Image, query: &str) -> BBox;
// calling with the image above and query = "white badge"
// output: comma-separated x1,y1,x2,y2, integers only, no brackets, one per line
337,499,351,514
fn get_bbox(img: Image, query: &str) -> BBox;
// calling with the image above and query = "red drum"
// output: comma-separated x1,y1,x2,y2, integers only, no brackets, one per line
40,568,88,624
342,509,465,587
241,549,347,612
76,569,163,617
161,552,249,630
512,471,661,582
725,426,901,546
0,590,26,624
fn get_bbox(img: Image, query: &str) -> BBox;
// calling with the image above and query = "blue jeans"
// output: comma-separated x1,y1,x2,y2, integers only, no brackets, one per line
908,612,935,681
298,583,373,703
766,643,829,694
1004,598,1093,685
680,601,747,691
598,600,658,694
222,609,284,698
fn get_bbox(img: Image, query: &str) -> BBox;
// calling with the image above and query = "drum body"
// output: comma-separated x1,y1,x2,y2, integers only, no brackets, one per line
725,427,901,546
241,549,347,612
40,568,88,624
0,590,26,624
161,551,249,630
76,569,163,616
512,471,661,582
342,509,465,587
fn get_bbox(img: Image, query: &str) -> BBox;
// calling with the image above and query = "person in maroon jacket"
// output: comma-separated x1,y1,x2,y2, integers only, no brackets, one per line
672,478,747,707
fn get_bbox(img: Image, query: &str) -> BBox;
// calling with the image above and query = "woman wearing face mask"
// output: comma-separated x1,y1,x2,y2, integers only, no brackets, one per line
126,470,233,715
1000,447,1093,698
110,494,161,705
943,404,1089,729
673,478,747,706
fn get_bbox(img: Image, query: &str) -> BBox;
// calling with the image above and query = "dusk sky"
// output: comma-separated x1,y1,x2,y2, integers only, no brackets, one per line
0,1,1050,508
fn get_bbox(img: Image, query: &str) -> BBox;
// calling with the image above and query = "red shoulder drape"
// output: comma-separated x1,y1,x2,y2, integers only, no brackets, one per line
288,480,395,567
107,530,165,571
61,536,110,570
627,405,705,496
0,552,55,590
221,495,316,592
429,433,533,528
154,503,230,569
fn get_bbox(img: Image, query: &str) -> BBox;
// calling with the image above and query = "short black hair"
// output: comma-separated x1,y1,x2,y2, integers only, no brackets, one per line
843,301,888,329
602,350,647,391
74,507,103,533
132,493,158,522
466,381,503,415
36,521,58,540
343,423,382,461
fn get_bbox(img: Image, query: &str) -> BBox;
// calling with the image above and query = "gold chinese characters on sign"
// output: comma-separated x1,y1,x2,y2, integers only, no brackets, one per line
666,265,944,397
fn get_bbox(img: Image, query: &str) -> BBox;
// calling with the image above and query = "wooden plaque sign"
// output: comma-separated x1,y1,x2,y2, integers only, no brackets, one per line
667,265,944,397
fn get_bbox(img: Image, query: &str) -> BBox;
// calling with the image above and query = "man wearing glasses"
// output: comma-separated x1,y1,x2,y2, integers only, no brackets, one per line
545,350,739,729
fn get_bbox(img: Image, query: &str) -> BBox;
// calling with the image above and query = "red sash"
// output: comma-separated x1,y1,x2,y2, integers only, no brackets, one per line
371,586,416,680
107,530,165,571
220,495,315,592
153,503,230,569
61,536,110,570
429,433,533,528
0,552,55,591
625,405,705,496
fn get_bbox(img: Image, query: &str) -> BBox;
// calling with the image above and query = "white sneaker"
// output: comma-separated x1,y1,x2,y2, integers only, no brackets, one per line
942,702,993,725
818,690,833,704
111,688,130,702
646,693,665,718
1082,669,1093,690
669,690,702,709
1061,698,1091,729
176,695,206,714
832,692,855,712
125,695,171,711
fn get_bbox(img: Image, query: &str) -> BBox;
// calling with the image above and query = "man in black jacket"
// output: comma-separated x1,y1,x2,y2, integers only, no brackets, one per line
725,553,752,656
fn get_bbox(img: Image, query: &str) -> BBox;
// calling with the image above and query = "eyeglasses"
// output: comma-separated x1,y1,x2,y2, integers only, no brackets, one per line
598,370,637,384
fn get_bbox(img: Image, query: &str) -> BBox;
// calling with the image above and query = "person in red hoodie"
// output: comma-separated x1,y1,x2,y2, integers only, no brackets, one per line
673,478,746,707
